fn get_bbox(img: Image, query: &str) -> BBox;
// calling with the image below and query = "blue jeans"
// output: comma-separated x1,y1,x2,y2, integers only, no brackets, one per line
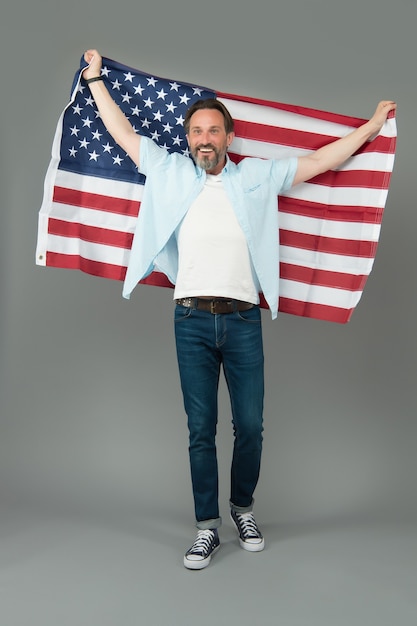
174,304,264,530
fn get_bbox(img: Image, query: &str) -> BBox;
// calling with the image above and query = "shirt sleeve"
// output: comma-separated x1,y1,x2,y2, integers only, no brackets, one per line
139,136,171,176
272,156,298,193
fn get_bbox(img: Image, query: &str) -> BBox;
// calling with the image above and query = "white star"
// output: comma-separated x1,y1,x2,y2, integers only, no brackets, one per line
89,150,100,161
122,92,132,103
77,84,86,94
70,125,80,136
151,130,161,141
156,88,167,100
162,122,173,133
166,101,177,114
160,143,170,150
141,118,151,129
153,110,163,122
182,147,190,157
169,82,180,92
113,155,123,165
82,116,93,128
179,93,191,105
147,77,157,87
111,79,122,90
92,129,103,140
124,71,135,82
143,97,154,109
69,146,77,157
131,105,141,116
175,114,185,126
79,138,90,149
172,135,182,146
72,103,83,115
102,142,113,153
134,83,144,95
85,95,95,106
192,87,203,96
101,66,111,77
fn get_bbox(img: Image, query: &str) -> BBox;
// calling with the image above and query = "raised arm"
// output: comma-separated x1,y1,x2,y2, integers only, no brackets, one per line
292,100,396,187
83,49,141,168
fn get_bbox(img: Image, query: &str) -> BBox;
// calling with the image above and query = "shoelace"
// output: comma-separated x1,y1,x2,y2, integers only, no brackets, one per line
235,512,261,538
189,529,216,555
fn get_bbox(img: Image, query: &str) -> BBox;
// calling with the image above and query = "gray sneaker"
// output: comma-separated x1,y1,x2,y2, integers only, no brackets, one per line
230,510,265,552
184,529,220,570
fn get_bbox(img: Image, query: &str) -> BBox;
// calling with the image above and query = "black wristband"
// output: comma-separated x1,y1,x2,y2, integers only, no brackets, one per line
85,75,103,85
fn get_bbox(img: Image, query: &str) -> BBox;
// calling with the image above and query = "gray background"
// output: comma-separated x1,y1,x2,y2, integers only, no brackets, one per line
1,0,416,624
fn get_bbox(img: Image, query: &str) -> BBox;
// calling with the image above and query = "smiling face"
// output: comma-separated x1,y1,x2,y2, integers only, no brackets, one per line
186,108,235,175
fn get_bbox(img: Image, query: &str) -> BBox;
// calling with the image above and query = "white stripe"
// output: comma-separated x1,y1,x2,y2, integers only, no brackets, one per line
230,138,303,160
335,152,395,173
280,279,363,308
280,246,375,275
46,235,130,266
279,213,381,241
49,203,138,233
55,170,144,200
283,183,389,209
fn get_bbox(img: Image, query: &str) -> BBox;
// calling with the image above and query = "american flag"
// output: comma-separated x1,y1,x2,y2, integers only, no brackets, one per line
36,55,397,323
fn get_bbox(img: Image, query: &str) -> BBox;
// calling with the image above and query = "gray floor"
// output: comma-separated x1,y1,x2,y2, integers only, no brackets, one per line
1,499,416,626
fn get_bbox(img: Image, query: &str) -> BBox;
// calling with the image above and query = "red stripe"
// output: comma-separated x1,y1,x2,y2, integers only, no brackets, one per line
280,229,377,258
48,218,133,248
231,125,394,156
53,186,140,217
140,272,174,289
307,169,391,189
280,262,367,291
233,120,337,150
279,197,384,224
357,134,396,155
46,252,175,289
46,252,127,281
278,297,353,324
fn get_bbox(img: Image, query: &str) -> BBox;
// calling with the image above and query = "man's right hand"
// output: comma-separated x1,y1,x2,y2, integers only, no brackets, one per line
80,49,141,168
83,49,102,80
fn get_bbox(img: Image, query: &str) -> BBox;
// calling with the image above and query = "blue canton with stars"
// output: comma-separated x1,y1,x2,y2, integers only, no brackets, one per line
60,56,216,185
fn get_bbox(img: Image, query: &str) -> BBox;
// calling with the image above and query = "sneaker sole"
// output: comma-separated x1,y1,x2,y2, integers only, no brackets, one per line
238,537,265,552
230,514,265,552
183,544,220,570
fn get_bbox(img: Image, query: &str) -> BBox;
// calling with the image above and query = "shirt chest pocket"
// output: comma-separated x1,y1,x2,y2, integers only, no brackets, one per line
242,180,270,207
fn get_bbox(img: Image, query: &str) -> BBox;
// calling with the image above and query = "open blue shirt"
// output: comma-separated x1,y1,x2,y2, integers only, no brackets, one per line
123,136,298,319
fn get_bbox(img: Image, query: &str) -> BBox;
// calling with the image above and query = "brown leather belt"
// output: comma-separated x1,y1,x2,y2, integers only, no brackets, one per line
175,297,254,315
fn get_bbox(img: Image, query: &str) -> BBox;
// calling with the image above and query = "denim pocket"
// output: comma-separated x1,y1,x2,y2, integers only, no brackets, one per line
174,304,193,322
236,306,261,323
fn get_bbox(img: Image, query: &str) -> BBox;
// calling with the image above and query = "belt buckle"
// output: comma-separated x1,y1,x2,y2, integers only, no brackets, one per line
210,300,217,314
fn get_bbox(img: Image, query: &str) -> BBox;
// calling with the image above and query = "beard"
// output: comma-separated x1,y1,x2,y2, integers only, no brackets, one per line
191,143,225,172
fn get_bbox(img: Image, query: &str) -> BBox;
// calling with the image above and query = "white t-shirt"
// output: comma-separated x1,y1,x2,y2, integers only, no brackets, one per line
174,174,258,303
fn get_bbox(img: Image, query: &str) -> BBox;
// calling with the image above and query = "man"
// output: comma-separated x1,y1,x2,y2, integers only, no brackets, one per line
83,49,395,569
